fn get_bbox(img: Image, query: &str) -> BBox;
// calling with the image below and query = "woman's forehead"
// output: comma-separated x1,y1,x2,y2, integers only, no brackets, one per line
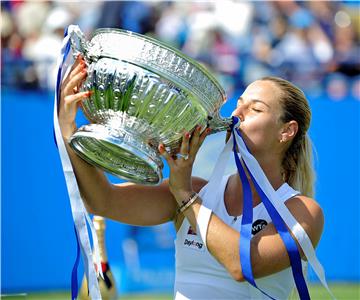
241,80,282,106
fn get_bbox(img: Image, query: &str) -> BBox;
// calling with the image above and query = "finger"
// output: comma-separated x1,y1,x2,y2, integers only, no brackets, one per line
158,143,175,168
72,86,79,94
62,57,86,94
70,54,84,71
70,54,87,76
63,55,85,86
191,127,211,156
63,68,88,96
199,127,211,144
189,125,202,157
69,59,86,81
179,131,190,157
64,90,92,107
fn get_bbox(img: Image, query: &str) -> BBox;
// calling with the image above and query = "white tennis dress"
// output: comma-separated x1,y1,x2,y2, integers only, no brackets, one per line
174,174,307,300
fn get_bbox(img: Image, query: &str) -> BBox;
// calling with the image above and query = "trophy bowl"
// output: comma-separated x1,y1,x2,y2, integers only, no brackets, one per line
68,27,231,185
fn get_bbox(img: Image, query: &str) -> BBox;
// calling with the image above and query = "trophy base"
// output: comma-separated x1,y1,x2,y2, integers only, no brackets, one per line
68,123,163,185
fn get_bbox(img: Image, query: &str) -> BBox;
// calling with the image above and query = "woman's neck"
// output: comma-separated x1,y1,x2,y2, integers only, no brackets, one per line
225,155,284,217
239,156,284,190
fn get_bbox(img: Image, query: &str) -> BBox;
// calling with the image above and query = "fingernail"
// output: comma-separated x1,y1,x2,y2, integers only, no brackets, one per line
185,132,190,139
82,69,87,74
206,128,211,133
77,54,81,60
197,125,202,132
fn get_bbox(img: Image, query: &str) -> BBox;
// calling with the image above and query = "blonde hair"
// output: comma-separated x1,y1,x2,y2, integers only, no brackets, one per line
260,76,315,197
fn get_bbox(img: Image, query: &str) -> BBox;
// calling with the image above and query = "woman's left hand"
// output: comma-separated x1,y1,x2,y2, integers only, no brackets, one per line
159,126,211,201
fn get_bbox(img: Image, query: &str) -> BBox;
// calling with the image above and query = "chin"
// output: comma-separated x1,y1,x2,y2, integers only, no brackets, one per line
225,125,244,144
225,130,258,155
225,130,231,143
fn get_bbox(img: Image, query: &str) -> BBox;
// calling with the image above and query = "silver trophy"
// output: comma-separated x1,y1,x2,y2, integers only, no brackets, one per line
68,27,231,185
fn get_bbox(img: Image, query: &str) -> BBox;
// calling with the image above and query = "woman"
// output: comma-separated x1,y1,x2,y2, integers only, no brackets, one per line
59,55,324,299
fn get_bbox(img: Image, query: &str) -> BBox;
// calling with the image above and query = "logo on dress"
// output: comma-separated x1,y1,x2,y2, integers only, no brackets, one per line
187,226,197,235
184,238,204,250
252,219,268,235
183,226,204,251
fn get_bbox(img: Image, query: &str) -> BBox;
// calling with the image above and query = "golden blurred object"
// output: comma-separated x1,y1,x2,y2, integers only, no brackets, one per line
79,216,118,300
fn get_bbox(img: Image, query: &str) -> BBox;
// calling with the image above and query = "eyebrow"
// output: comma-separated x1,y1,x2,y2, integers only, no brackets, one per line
237,96,270,108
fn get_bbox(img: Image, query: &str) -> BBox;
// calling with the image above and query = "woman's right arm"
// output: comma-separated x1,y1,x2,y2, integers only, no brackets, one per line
58,55,197,226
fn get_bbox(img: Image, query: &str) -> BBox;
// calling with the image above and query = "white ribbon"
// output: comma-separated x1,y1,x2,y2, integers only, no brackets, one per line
201,123,334,298
53,25,102,299
233,130,335,299
202,134,233,205
196,205,212,249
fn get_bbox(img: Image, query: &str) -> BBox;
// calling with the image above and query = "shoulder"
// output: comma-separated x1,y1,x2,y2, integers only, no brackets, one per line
285,195,324,222
285,195,324,247
191,176,208,193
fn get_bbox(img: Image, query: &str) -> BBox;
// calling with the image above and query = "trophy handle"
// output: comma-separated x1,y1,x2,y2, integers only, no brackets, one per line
207,116,233,134
69,25,101,63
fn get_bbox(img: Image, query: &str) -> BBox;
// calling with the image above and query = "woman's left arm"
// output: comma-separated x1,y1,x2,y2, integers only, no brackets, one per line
159,128,324,282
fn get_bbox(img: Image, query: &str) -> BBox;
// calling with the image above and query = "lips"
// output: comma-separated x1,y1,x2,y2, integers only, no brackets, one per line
225,121,243,143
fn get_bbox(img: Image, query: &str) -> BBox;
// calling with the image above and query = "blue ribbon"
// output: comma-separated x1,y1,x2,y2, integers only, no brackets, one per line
231,116,310,299
230,119,275,299
54,28,72,147
54,27,82,300
71,226,81,300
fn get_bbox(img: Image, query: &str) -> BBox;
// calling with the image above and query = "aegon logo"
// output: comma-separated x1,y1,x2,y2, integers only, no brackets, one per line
252,219,268,235
187,226,197,235
184,238,203,250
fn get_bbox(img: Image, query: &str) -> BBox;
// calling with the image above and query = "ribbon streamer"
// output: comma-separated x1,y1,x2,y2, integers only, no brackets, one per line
202,117,333,299
230,127,276,299
53,25,103,300
232,117,334,299
232,126,310,300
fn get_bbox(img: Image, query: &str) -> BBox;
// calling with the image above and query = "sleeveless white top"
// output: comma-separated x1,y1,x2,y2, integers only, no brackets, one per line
174,174,307,300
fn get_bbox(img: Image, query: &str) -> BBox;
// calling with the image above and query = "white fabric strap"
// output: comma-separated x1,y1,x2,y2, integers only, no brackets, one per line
196,205,212,249
53,25,102,299
202,135,233,208
233,131,334,299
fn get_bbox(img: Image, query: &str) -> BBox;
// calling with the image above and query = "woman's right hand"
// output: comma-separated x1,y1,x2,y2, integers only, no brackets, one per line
58,54,92,140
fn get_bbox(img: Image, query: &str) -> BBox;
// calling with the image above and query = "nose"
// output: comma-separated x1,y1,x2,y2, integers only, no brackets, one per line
232,105,245,122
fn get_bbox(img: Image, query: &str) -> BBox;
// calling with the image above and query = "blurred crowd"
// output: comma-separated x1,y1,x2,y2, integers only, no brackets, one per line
1,0,359,100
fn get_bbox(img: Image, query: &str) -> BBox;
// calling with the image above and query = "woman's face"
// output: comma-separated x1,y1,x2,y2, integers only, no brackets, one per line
230,80,285,156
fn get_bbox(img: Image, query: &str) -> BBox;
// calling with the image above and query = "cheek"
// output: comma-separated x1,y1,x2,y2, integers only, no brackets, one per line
240,117,279,149
241,115,271,135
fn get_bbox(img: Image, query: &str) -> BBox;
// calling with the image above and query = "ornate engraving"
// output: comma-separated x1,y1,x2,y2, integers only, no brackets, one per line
69,27,231,184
